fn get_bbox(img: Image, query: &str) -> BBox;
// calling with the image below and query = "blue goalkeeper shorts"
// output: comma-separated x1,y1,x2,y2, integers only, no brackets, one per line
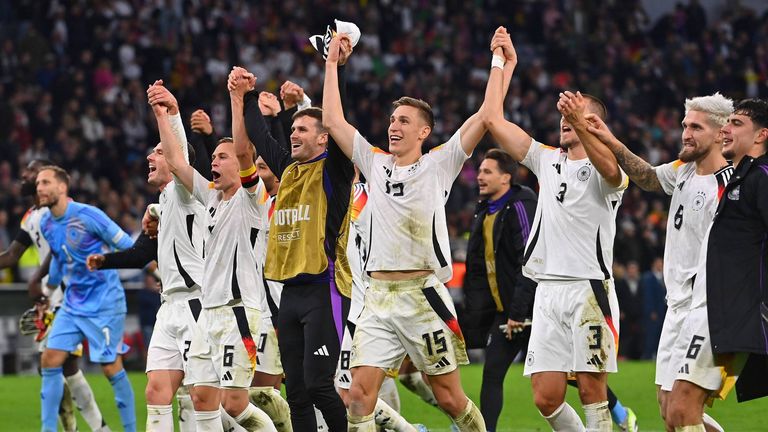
46,309,126,363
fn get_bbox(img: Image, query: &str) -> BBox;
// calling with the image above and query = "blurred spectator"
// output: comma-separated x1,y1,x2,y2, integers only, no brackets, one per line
616,261,644,359
641,257,667,359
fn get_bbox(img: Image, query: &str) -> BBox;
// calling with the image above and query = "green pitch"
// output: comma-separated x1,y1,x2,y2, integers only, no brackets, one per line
1,362,765,431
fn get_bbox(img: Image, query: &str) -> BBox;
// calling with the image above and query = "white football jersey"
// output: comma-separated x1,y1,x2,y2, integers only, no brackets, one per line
690,223,713,309
21,206,63,307
192,171,270,309
521,140,628,281
156,178,207,300
352,129,469,283
21,206,50,258
346,182,370,324
655,161,732,308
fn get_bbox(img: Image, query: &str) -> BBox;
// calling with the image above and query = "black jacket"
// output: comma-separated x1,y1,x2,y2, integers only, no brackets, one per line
461,185,538,348
707,154,768,356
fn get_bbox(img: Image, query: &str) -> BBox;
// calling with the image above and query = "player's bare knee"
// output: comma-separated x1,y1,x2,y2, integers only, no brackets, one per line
576,383,603,405
435,392,465,418
191,385,220,411
532,391,563,417
100,361,122,378
41,349,66,368
665,396,690,427
145,379,173,405
222,393,248,418
347,382,376,415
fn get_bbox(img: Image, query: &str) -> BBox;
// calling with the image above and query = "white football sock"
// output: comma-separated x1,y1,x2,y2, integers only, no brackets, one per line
584,401,612,432
66,369,109,431
542,402,585,431
146,404,173,431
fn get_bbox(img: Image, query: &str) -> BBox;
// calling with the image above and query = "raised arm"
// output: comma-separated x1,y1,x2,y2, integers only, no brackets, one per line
484,28,533,162
459,28,517,155
258,91,289,149
242,78,293,178
228,67,261,192
558,91,623,187
189,109,214,180
147,82,195,192
322,35,356,160
585,113,663,192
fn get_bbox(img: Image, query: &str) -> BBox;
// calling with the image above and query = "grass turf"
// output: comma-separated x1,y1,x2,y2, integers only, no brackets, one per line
1,361,766,431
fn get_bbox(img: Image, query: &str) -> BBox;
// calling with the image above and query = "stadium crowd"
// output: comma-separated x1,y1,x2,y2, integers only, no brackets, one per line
1,0,767,365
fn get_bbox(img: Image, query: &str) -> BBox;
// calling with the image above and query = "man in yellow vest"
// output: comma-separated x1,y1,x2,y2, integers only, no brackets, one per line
235,39,355,431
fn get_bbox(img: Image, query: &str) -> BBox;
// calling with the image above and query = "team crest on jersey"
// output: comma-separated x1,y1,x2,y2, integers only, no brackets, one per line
727,186,740,201
66,221,87,248
577,165,592,181
692,191,706,211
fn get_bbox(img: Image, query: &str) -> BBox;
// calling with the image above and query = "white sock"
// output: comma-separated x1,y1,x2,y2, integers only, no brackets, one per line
348,412,376,432
248,387,292,432
675,426,706,432
399,372,438,406
315,405,328,431
378,377,401,412
60,380,78,432
583,401,611,432
702,413,724,432
66,370,109,431
147,404,174,431
453,399,486,432
543,402,585,431
374,398,414,431
176,387,197,432
195,410,224,432
234,403,277,431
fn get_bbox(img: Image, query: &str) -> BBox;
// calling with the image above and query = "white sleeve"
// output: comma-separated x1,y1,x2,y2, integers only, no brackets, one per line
427,130,470,190
520,139,551,176
297,94,312,111
352,130,376,180
191,169,213,205
597,167,630,195
244,180,270,221
169,113,190,163
172,178,195,203
654,161,682,196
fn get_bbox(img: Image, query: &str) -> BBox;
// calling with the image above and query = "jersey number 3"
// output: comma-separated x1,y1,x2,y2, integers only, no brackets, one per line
556,182,567,203
385,180,404,197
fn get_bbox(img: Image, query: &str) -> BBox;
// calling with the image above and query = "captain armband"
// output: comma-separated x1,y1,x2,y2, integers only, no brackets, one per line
240,165,259,188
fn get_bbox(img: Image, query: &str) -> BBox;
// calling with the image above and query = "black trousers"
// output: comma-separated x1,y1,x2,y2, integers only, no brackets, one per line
480,313,529,432
278,282,349,431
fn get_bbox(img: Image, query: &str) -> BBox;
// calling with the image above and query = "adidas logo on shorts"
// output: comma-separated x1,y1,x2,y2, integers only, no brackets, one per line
338,374,350,384
314,345,330,356
432,356,451,369
222,371,233,381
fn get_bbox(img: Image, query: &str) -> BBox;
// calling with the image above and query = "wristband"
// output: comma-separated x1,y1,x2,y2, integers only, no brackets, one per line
240,165,259,188
491,55,505,70
297,94,313,111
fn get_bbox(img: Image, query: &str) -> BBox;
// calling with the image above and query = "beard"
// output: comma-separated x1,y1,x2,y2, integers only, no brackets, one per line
678,143,709,163
20,180,36,197
39,195,58,208
559,137,575,150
